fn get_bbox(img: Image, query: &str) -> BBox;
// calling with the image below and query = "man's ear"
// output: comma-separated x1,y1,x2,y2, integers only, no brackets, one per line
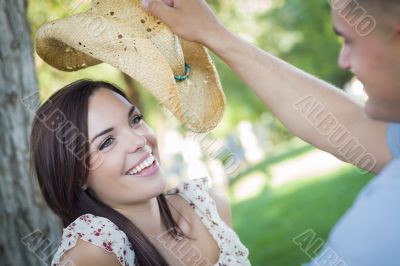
395,22,400,35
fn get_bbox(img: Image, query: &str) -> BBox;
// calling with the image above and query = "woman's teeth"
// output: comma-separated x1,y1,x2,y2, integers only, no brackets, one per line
127,154,155,175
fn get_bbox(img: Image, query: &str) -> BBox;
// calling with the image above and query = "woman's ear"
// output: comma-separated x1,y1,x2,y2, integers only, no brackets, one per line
81,184,88,190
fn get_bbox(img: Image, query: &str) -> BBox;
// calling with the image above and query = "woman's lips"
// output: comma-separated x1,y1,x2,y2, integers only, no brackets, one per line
125,153,152,175
127,158,160,177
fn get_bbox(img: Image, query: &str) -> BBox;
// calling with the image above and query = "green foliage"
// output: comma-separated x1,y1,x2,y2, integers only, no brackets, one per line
256,0,352,87
207,0,352,137
28,0,90,34
212,54,269,123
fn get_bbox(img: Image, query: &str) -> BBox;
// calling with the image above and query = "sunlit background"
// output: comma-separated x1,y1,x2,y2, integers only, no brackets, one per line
28,0,372,265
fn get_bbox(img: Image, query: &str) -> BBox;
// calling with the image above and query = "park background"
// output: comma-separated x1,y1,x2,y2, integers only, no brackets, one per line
1,0,374,265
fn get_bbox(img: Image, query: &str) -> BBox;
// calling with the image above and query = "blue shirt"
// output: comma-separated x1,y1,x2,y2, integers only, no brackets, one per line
304,123,400,266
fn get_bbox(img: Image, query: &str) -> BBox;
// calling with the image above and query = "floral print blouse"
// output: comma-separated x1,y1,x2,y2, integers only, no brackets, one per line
51,177,251,266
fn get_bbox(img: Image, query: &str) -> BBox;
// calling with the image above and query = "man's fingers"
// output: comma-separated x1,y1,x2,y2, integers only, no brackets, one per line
142,0,177,27
142,0,173,18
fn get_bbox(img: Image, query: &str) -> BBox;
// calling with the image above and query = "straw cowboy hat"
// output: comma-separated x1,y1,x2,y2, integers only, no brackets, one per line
35,0,226,133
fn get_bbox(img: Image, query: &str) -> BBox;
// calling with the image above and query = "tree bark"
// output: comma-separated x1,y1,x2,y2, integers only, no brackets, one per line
0,0,61,265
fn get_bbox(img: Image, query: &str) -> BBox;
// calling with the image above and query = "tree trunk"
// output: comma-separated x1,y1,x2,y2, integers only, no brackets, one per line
0,0,61,265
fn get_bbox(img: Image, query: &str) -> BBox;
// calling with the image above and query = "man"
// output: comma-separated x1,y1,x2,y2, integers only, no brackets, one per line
142,0,400,265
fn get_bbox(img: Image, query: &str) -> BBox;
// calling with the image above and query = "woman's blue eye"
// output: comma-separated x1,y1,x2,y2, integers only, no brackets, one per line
98,114,143,151
130,114,144,126
99,137,114,150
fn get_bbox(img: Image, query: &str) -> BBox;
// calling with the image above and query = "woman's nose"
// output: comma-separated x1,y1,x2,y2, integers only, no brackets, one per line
126,130,147,153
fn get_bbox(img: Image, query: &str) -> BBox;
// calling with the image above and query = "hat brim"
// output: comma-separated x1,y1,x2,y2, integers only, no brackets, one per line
36,11,225,133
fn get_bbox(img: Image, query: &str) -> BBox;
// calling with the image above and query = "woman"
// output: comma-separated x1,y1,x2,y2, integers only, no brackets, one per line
30,79,250,266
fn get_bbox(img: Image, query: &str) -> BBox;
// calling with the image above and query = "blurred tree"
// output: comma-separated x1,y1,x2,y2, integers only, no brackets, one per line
0,0,61,265
208,0,352,139
257,0,352,86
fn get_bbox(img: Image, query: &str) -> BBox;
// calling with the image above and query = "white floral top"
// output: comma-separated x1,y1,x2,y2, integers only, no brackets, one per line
51,177,251,266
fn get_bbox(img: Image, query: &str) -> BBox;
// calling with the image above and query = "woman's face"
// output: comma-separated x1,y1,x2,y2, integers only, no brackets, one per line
85,88,166,208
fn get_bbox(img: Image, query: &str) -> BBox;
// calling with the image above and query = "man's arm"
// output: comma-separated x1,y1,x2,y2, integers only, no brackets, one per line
143,0,392,173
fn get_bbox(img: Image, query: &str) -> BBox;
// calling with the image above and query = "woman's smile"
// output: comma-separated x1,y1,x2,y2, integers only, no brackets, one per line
125,153,160,177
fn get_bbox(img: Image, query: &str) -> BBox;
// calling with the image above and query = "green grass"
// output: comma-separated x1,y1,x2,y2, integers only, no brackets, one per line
230,138,314,186
230,151,374,266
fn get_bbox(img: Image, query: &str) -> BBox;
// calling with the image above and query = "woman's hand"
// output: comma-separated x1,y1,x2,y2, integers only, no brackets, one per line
141,0,227,49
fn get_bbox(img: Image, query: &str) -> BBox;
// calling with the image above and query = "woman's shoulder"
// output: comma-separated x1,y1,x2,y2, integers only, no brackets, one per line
57,238,122,266
166,178,249,265
51,214,135,266
208,188,232,227
166,177,232,227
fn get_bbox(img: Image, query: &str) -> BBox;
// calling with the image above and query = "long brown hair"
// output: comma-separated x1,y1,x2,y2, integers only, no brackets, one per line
30,79,183,265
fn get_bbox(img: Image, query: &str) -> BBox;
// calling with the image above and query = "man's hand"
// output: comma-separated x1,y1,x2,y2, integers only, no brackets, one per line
141,0,225,48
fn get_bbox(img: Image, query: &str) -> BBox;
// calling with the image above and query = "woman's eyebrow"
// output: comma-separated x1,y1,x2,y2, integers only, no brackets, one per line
127,105,136,118
90,105,136,144
90,127,114,144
